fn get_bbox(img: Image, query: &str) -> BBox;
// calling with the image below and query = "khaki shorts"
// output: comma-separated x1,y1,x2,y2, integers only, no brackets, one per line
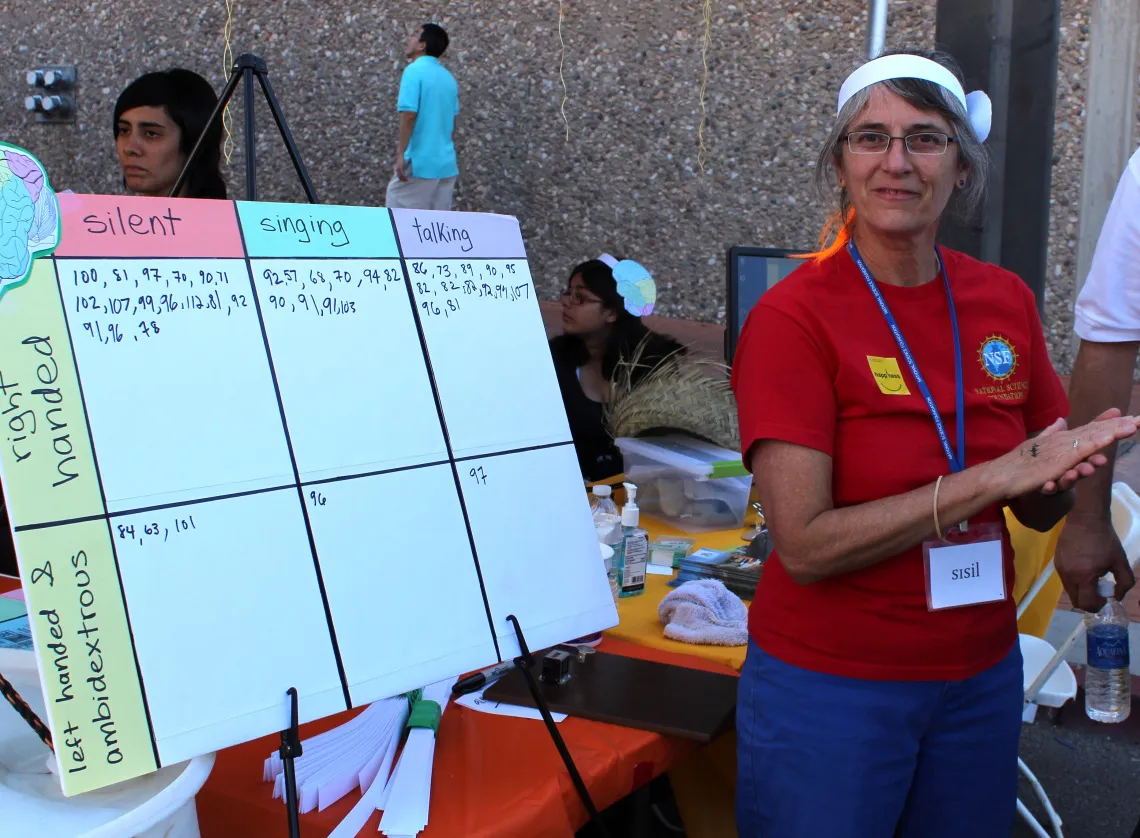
385,162,457,211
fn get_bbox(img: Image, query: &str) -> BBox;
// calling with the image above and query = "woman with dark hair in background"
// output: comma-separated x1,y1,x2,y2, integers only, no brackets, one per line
550,255,683,481
113,68,226,199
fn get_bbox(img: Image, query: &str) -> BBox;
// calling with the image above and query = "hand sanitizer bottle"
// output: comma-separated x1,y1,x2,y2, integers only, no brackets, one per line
614,482,648,598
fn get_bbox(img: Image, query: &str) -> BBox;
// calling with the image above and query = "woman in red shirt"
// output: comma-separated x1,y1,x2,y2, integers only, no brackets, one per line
731,50,1138,838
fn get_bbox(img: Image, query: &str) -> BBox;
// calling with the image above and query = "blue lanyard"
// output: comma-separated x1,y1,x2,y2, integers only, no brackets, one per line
847,242,966,474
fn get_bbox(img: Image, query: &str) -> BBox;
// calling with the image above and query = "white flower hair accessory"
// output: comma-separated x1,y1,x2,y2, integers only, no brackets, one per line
597,252,656,317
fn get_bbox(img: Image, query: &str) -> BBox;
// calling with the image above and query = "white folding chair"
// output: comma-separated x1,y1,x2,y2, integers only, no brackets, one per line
1017,587,1078,838
1013,482,1140,838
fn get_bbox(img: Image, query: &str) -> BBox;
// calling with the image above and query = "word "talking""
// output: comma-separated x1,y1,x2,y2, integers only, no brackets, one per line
410,218,473,252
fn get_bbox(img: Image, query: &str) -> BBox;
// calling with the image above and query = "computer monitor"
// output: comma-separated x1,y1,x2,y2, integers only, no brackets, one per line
725,246,805,365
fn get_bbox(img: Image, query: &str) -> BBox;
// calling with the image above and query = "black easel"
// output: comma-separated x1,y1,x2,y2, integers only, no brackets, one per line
280,687,303,838
170,53,320,203
506,615,611,838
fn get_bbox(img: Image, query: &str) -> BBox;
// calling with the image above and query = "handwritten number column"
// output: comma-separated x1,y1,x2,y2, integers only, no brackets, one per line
396,209,617,660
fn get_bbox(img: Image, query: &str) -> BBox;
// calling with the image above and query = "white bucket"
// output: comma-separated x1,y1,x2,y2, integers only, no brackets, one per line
0,647,215,838
78,753,215,838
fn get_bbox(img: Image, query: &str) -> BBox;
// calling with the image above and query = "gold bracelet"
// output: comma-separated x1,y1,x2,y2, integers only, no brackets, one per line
933,474,945,542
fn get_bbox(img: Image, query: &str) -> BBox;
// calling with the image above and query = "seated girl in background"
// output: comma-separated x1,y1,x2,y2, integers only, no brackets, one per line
114,68,226,199
549,255,683,481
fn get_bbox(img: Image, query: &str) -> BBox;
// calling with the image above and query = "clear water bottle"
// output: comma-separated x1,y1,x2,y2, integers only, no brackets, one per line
591,485,621,546
590,484,619,517
1085,574,1131,724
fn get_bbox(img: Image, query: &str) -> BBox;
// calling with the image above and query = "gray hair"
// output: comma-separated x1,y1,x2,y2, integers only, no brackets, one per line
815,50,990,228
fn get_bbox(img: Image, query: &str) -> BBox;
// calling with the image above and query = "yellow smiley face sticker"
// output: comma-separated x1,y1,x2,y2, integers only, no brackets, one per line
867,355,911,395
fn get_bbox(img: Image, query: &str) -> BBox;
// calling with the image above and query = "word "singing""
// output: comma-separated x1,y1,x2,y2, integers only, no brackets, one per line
259,214,350,248
410,218,473,252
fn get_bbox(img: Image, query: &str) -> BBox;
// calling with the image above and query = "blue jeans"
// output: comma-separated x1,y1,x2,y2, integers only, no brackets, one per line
736,640,1022,838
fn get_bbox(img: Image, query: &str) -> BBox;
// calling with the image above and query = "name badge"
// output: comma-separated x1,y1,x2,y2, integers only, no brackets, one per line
923,522,1006,611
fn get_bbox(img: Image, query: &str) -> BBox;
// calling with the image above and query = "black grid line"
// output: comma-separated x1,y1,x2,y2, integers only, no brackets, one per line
232,204,353,710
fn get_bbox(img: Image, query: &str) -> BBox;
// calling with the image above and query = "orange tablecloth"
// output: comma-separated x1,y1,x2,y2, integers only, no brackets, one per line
196,637,735,838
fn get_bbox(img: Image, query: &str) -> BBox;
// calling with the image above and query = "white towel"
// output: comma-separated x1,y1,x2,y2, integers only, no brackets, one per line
657,579,748,646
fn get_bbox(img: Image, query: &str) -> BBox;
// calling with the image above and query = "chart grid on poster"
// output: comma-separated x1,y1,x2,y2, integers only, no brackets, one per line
0,195,616,796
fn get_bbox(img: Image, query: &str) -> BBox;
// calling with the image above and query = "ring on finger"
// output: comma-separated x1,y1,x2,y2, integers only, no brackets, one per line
1073,439,1079,449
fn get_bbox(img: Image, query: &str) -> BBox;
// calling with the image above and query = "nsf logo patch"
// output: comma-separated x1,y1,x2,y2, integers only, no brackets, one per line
979,335,1018,381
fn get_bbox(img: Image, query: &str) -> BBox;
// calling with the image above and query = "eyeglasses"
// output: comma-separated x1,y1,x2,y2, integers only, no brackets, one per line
842,131,957,155
560,289,603,307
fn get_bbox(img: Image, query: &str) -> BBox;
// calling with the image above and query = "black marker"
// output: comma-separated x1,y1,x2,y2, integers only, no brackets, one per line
452,661,514,696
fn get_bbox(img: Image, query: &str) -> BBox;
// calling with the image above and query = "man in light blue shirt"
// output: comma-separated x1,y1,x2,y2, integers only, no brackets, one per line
386,23,459,211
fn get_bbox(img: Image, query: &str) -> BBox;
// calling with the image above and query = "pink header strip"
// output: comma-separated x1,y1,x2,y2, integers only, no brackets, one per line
54,194,245,259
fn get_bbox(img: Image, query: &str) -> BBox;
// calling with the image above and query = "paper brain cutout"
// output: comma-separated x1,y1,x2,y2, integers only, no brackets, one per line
612,259,656,317
0,143,59,299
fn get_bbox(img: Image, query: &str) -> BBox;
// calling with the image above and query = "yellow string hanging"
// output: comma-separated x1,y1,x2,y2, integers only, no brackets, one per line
557,0,570,141
222,0,236,164
697,0,713,173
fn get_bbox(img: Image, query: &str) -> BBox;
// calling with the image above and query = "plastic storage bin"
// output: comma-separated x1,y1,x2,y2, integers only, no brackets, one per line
614,434,752,533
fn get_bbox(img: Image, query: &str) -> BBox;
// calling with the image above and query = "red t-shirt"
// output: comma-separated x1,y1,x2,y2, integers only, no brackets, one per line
731,247,1069,681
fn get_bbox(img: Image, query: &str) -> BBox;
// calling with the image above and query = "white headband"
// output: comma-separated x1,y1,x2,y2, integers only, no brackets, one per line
836,54,992,143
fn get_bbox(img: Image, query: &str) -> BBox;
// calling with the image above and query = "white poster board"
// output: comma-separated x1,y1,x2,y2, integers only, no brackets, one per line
0,188,616,795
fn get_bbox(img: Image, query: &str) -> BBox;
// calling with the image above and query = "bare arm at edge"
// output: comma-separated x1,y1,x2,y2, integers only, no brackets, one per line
1055,340,1140,609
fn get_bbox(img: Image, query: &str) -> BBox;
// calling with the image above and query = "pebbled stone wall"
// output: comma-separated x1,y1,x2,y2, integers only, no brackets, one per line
1,0,1136,370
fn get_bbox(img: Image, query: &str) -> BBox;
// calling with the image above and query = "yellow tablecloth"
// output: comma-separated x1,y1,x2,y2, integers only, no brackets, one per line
609,510,1062,658
603,511,1065,838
